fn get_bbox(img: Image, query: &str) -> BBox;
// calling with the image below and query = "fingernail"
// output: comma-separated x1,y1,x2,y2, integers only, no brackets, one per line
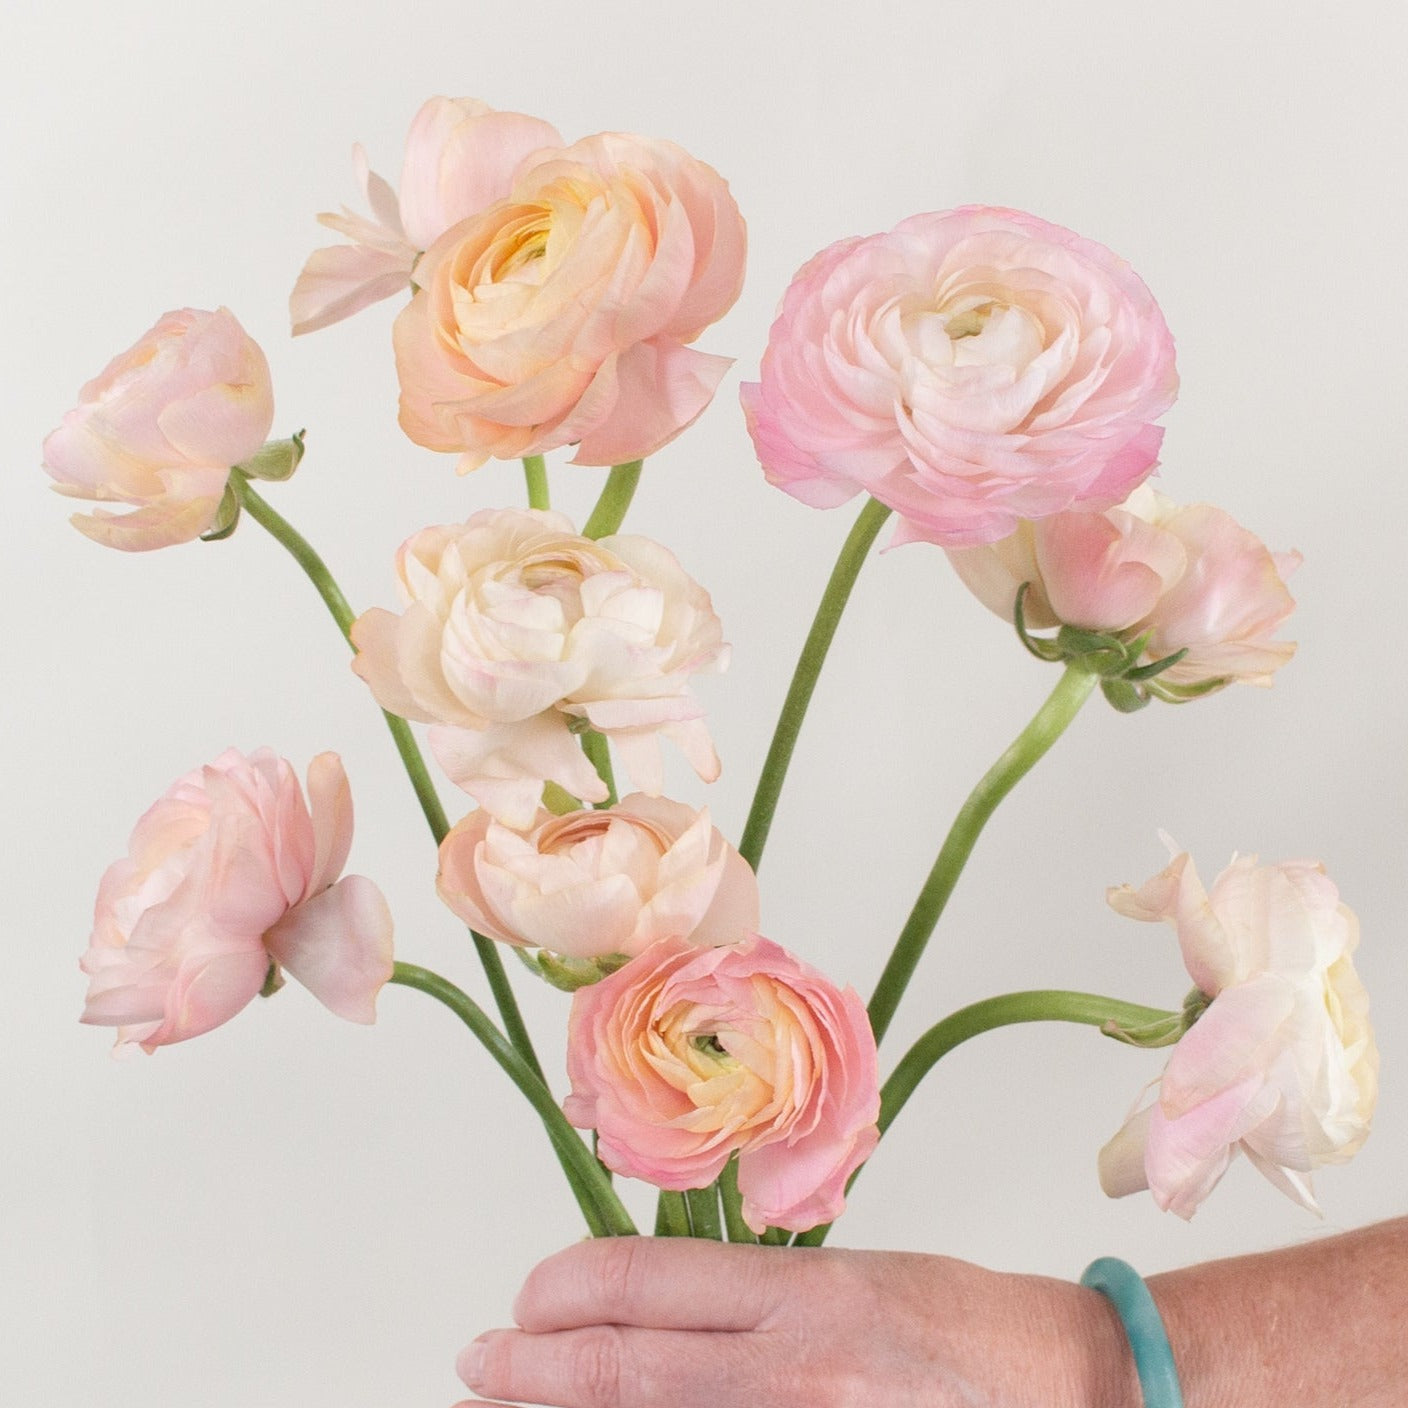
457,1337,488,1390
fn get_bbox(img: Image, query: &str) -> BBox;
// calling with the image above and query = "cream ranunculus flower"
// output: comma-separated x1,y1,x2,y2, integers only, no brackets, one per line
1099,840,1377,1218
351,508,728,826
436,793,759,963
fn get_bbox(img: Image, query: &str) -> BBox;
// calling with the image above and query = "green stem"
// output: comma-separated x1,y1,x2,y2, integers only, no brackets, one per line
719,1159,757,1243
582,460,643,539
655,1191,692,1237
235,477,546,1081
686,1185,724,1240
793,989,1175,1247
867,662,1098,1045
739,497,891,872
523,455,550,511
390,963,637,1237
580,729,618,808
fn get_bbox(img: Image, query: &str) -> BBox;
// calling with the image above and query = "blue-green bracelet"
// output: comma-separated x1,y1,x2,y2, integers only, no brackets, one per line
1080,1257,1185,1408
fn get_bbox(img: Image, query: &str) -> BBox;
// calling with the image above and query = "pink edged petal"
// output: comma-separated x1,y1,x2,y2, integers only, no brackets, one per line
145,946,271,1049
1242,1146,1320,1214
349,608,438,722
264,876,394,1024
70,495,226,551
291,243,417,336
737,1120,879,1234
303,752,354,899
571,340,733,466
1098,1102,1154,1198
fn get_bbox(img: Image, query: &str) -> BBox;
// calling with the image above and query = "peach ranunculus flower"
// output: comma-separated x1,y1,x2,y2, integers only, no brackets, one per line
393,132,747,470
290,97,563,336
946,484,1300,692
742,206,1178,548
42,308,274,551
564,935,880,1234
1098,841,1377,1218
350,508,728,828
79,749,394,1053
436,793,759,969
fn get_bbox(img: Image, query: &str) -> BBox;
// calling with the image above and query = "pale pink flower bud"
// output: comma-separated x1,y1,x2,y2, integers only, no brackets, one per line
1099,841,1377,1217
80,749,394,1053
743,206,1177,547
565,935,879,1233
350,508,727,827
437,794,758,960
42,308,274,551
290,97,562,335
394,132,746,469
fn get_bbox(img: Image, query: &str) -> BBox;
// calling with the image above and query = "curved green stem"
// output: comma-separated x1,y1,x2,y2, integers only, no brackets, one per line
390,963,637,1237
523,455,550,511
793,989,1176,1248
235,476,545,1080
719,1159,757,1243
582,460,643,539
580,729,618,808
867,663,1098,1045
739,498,891,872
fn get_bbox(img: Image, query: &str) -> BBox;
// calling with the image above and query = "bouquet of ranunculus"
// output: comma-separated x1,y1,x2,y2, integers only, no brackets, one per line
47,94,1376,1369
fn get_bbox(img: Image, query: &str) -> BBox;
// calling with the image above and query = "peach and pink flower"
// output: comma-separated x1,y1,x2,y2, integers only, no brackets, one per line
946,485,1299,688
564,935,880,1233
1098,842,1377,1217
350,508,727,827
42,308,274,551
742,206,1177,547
394,132,746,470
79,749,394,1053
437,793,758,960
290,97,563,336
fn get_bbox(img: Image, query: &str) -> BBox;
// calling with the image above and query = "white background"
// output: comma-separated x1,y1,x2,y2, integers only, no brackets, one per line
4,2,1406,1403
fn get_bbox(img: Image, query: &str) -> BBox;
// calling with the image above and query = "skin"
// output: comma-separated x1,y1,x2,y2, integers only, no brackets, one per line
453,1218,1408,1408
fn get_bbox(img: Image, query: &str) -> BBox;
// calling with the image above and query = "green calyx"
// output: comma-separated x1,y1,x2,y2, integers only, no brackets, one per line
236,431,306,483
1102,984,1211,1048
514,947,633,992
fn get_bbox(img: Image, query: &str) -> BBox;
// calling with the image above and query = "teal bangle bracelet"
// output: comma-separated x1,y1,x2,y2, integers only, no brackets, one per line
1080,1257,1184,1408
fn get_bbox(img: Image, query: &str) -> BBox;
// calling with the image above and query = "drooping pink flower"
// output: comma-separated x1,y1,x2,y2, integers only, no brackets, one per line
350,508,727,827
742,206,1177,547
290,97,563,335
42,308,274,551
79,749,394,1053
946,485,1299,688
436,793,758,961
564,935,880,1234
393,132,746,469
1099,841,1377,1217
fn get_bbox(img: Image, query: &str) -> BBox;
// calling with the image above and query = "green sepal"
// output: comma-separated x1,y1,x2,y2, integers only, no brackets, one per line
235,431,306,483
200,480,242,541
541,782,581,815
1013,583,1066,662
1147,674,1229,703
516,947,632,992
1123,647,1189,683
1100,1010,1185,1048
259,961,286,998
1100,677,1151,713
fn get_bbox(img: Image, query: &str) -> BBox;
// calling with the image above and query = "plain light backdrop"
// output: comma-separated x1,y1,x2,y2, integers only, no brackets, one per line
4,1,1406,1403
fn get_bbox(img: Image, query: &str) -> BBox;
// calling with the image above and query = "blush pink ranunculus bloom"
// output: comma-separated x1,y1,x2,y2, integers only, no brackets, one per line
290,97,563,336
946,484,1300,688
436,793,758,960
79,749,395,1053
42,308,274,551
393,131,747,470
350,508,728,828
742,206,1178,548
564,934,880,1234
1098,841,1377,1218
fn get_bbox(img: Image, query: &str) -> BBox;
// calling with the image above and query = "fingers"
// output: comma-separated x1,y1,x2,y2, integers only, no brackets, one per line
512,1235,794,1333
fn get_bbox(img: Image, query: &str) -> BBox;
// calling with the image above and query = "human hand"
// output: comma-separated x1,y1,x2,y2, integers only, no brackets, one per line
453,1236,1136,1407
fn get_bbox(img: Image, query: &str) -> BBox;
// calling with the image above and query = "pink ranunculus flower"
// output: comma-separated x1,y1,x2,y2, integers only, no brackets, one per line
1098,841,1377,1218
290,97,563,335
350,508,728,827
565,935,880,1233
946,485,1299,688
42,308,274,551
436,793,758,960
393,131,747,470
79,749,394,1053
742,206,1178,548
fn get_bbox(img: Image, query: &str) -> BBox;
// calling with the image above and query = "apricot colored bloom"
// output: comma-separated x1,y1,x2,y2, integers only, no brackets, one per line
80,749,394,1053
743,206,1177,547
565,935,880,1234
1099,842,1376,1217
394,132,746,469
351,508,727,827
290,97,562,335
437,793,758,960
42,308,273,551
947,484,1299,688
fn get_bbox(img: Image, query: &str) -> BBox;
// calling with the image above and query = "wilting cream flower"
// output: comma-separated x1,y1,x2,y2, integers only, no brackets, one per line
351,508,727,826
1099,841,1377,1217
